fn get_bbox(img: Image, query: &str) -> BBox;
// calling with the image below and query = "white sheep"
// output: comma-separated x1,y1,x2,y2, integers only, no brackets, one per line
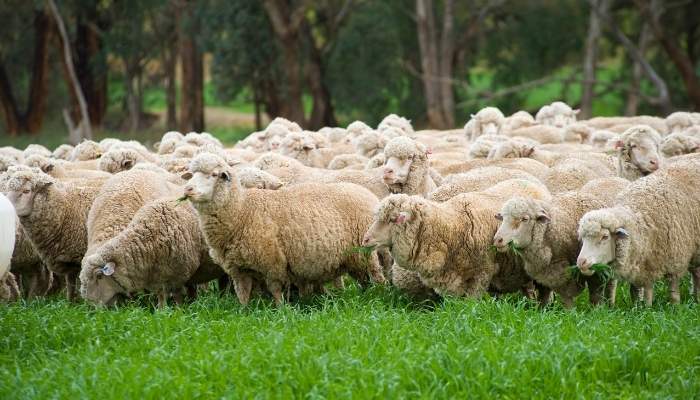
465,107,505,140
0,193,15,281
660,133,700,158
614,125,663,180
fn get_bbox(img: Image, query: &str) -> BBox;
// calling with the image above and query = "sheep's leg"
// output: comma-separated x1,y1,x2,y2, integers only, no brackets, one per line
232,273,253,306
367,252,386,284
186,284,198,300
534,282,552,306
630,284,643,303
667,275,681,304
691,268,700,302
157,292,168,309
605,279,618,306
172,289,185,306
333,276,345,290
266,280,285,306
217,275,231,294
521,281,537,300
643,283,654,307
64,273,79,302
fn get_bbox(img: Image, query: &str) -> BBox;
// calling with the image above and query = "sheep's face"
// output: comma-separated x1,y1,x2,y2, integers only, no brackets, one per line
493,209,548,251
266,136,283,151
362,220,392,248
577,227,627,276
480,120,500,136
383,156,413,186
488,142,520,160
182,168,232,203
620,137,661,173
81,260,124,306
6,179,50,217
552,113,571,128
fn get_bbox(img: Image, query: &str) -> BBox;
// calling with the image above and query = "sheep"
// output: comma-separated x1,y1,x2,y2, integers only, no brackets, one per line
70,140,103,161
547,101,578,128
535,104,553,125
543,158,612,193
0,146,24,164
467,134,509,159
0,193,15,282
466,107,506,140
563,123,593,144
488,140,613,170
268,116,302,133
98,146,158,173
578,177,629,202
25,154,111,180
86,169,181,258
10,220,54,298
508,125,564,144
576,158,700,306
24,144,52,159
156,131,185,155
660,133,700,158
378,114,414,136
234,167,283,190
80,198,224,307
614,125,663,181
589,130,618,149
4,166,104,300
182,153,386,304
347,120,373,137
494,192,617,307
362,192,532,298
366,153,386,170
583,116,667,135
382,136,438,196
52,144,75,160
429,167,542,202
328,154,369,170
183,132,223,148
506,111,536,131
0,272,20,301
665,111,698,134
353,130,388,158
436,157,550,179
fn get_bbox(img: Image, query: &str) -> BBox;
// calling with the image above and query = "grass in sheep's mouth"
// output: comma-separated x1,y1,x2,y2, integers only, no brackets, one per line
489,241,523,258
569,263,614,284
349,245,377,256
175,195,189,205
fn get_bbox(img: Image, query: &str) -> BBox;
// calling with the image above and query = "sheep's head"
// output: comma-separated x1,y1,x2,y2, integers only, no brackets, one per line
281,131,316,158
493,197,549,252
665,111,694,134
382,137,428,189
268,116,302,133
24,144,52,159
576,208,631,276
487,140,535,160
535,105,554,124
80,253,126,307
353,131,388,158
548,101,578,128
24,154,61,176
660,133,700,158
0,154,18,173
363,194,415,248
564,123,592,143
182,153,234,203
71,140,103,161
617,125,663,173
473,107,505,136
99,148,142,173
378,114,414,135
346,121,372,138
52,144,74,160
236,167,283,190
4,166,55,217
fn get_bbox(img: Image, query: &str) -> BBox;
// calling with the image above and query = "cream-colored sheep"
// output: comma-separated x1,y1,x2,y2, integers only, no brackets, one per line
577,158,700,305
70,140,103,161
382,136,438,196
25,155,111,180
362,192,532,298
583,116,667,135
24,144,52,159
80,198,224,307
52,144,75,160
543,158,612,193
535,104,553,125
182,153,386,304
378,114,414,136
660,133,700,158
563,123,593,143
578,177,629,202
98,146,158,173
4,166,104,300
506,111,536,131
614,125,663,180
234,166,283,190
353,130,388,158
466,107,506,140
508,125,563,144
467,134,509,159
428,167,542,202
436,157,550,179
547,101,578,128
328,154,369,170
665,111,698,134
494,191,616,307
156,131,185,155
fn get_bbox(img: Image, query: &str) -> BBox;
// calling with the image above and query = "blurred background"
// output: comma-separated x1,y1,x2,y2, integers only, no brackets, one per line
1,0,698,148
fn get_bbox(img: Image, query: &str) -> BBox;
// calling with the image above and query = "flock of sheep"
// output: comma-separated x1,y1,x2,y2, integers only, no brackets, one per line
0,101,699,308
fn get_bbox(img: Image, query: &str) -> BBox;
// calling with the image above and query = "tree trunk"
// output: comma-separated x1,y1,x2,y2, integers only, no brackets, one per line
639,0,700,111
74,7,107,128
304,23,336,130
49,0,92,141
625,22,651,116
438,0,455,128
164,42,178,131
581,0,609,119
416,0,448,129
262,0,308,126
178,0,204,132
0,9,54,135
124,60,143,132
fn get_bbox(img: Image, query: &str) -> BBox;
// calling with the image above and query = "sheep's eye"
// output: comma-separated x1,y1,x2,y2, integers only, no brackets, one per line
522,216,530,222
22,189,31,194
630,144,637,149
601,234,609,241
211,173,218,178
494,213,503,221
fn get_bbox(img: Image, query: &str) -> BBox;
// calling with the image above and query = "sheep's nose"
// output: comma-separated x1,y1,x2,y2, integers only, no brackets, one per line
362,234,371,246
649,159,660,170
576,256,590,268
384,168,394,176
494,237,504,246
184,186,194,195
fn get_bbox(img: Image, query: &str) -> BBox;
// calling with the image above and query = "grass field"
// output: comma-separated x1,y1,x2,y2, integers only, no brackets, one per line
1,282,699,399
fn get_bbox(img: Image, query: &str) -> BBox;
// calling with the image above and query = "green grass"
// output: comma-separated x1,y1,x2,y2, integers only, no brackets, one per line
1,283,699,399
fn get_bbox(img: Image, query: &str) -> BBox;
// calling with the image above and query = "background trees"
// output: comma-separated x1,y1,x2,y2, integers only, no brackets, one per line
1,0,699,140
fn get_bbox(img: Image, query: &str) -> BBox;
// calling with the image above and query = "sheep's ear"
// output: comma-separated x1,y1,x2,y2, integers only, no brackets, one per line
614,228,629,238
536,211,550,223
523,146,536,157
101,262,115,276
180,171,193,180
219,171,231,182
122,159,134,169
42,164,54,173
573,109,580,115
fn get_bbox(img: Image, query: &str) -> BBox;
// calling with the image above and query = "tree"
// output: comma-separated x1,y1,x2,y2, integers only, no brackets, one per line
177,0,205,132
581,0,610,119
0,6,54,135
